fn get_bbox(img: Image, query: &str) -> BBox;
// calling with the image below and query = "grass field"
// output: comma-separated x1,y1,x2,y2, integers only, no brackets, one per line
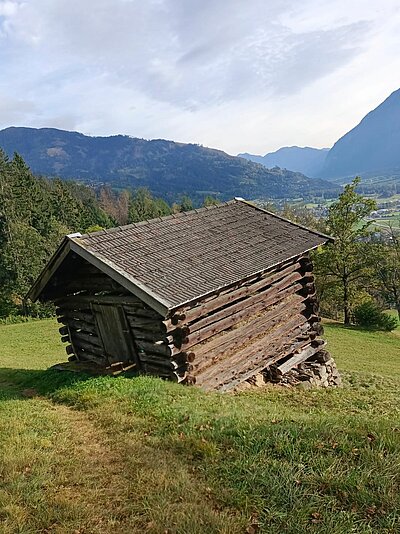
0,319,399,533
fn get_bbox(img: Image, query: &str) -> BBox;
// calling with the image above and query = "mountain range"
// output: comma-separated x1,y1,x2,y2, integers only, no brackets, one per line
240,88,400,186
239,147,329,178
1,88,399,201
321,89,400,179
0,127,339,201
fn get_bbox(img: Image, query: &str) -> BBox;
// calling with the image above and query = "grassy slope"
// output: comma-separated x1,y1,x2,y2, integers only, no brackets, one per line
0,320,399,533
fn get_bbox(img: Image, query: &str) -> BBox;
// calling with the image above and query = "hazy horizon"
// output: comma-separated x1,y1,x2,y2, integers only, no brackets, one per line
1,0,399,155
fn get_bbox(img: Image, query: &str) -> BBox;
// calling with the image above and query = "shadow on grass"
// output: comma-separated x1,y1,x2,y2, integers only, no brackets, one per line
0,367,93,400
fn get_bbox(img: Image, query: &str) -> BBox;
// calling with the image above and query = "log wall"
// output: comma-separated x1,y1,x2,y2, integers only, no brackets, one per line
53,251,327,390
163,252,325,391
53,256,193,381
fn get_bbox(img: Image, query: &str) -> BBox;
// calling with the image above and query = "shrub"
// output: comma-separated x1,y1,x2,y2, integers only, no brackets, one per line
353,301,398,331
0,314,35,325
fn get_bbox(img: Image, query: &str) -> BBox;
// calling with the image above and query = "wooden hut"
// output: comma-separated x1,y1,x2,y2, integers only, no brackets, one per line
28,199,334,391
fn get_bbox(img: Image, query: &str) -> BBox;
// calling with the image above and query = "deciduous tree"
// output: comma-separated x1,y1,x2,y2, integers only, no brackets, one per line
314,178,376,324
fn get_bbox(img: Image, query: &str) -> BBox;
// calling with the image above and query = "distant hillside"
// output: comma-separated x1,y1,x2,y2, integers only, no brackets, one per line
239,88,400,195
321,89,400,179
0,127,339,201
239,146,329,177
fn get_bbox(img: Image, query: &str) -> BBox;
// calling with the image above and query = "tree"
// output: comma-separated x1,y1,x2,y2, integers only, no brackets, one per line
98,187,129,225
372,224,400,321
203,196,220,207
314,178,376,324
128,188,172,223
179,195,193,212
0,153,118,317
280,203,328,234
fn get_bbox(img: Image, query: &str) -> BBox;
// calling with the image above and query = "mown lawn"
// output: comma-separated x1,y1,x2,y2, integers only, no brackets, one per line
0,319,399,533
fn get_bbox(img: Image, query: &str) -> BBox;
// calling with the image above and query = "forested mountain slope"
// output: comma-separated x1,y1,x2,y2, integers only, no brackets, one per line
0,151,113,316
320,89,400,178
0,127,338,200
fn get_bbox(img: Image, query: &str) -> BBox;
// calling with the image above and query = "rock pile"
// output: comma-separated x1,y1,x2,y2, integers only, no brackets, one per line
236,349,342,391
265,349,342,388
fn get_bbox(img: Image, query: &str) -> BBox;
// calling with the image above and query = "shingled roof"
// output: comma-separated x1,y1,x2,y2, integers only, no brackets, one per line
29,199,331,315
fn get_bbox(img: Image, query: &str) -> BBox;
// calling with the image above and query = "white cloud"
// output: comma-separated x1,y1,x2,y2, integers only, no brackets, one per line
0,0,399,154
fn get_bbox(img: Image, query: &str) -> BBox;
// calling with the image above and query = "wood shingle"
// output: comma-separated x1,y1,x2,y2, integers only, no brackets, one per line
71,199,329,311
28,198,337,390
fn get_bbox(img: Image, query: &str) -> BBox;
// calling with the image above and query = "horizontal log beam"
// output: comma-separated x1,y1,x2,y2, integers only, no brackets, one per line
139,354,180,370
183,281,304,349
140,364,187,383
130,328,168,343
135,339,195,362
172,260,302,324
71,329,102,348
126,315,167,331
136,340,180,357
199,320,313,390
64,318,97,335
196,316,311,388
70,335,104,357
193,295,306,363
275,342,326,376
54,294,144,308
57,309,95,324
75,348,106,365
124,306,162,319
186,270,304,336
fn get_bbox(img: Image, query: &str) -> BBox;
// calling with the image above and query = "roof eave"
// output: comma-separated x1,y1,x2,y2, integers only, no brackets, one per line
26,237,71,302
168,240,327,313
27,236,171,317
69,239,171,317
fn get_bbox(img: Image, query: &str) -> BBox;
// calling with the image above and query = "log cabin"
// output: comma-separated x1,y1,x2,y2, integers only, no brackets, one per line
28,198,334,391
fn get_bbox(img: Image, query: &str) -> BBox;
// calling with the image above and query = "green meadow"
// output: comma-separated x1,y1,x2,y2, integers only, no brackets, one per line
0,318,399,533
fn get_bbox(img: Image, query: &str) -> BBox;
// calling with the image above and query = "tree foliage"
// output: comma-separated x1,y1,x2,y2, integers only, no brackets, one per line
372,224,400,321
313,178,377,324
353,300,398,331
128,188,172,223
0,152,114,317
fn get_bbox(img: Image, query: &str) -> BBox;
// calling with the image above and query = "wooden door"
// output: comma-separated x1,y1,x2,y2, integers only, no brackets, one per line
92,303,138,366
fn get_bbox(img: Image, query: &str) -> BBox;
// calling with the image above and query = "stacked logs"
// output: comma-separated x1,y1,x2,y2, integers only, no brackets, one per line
56,301,105,366
161,253,330,391
54,251,333,390
124,304,194,382
55,293,194,382
266,349,342,388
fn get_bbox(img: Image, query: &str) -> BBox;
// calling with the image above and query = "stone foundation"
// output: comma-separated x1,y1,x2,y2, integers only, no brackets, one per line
238,349,342,391
265,349,342,388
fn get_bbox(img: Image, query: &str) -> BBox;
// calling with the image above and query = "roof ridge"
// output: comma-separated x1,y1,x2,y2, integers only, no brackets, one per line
235,199,333,241
79,199,237,240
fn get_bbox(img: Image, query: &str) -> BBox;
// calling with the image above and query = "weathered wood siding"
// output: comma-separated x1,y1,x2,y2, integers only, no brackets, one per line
53,255,192,380
52,250,325,390
164,252,324,390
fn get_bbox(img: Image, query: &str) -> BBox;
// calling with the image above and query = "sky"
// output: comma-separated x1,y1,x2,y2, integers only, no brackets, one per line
0,0,399,155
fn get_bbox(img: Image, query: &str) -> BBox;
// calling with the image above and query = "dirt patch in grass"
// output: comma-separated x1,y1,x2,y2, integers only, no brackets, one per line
0,392,244,534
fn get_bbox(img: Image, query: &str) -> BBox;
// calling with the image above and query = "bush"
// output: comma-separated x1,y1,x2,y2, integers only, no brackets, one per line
353,301,398,331
0,315,37,325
